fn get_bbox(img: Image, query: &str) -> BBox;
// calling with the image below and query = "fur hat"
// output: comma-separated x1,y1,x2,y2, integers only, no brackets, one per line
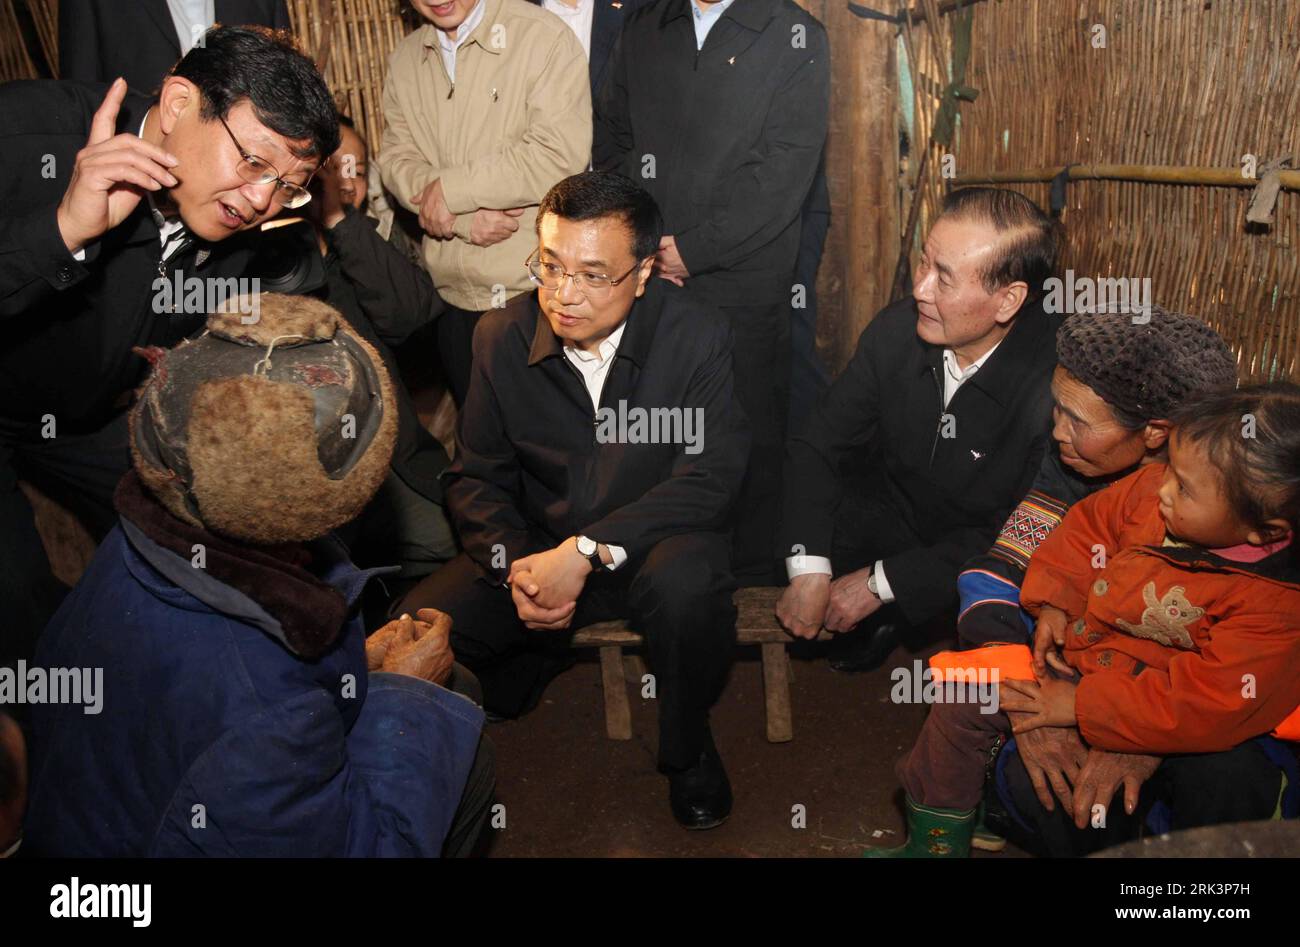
1057,305,1238,425
129,293,396,545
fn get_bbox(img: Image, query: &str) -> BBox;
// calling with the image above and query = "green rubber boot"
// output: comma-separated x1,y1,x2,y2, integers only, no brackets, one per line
863,796,976,858
971,801,1007,852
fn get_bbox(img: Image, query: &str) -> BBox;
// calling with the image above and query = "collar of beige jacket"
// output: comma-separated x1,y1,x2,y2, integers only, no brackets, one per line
420,0,506,58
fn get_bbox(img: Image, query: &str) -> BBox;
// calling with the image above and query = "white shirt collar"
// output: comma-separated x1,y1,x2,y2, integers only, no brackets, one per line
943,339,1001,384
438,0,487,53
139,113,188,253
565,320,626,363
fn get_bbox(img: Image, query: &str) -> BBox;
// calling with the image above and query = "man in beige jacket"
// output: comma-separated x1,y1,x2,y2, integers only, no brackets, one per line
379,0,591,405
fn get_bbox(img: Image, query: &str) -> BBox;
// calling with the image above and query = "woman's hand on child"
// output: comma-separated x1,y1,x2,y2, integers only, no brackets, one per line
1069,749,1162,830
1000,676,1078,731
1031,606,1071,676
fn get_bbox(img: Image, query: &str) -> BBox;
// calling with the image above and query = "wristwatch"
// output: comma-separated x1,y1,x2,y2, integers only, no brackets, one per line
867,571,880,597
576,535,603,571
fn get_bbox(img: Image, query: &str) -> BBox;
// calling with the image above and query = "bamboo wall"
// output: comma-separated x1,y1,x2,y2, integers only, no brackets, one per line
6,0,1294,378
901,0,1299,381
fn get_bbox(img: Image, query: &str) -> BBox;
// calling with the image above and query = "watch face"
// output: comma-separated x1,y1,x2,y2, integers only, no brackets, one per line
577,536,597,556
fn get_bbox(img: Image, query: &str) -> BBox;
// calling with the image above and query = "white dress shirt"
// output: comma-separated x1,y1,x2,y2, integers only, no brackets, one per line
785,339,1004,605
691,0,736,49
564,322,628,570
435,0,487,82
543,0,596,59
166,0,215,54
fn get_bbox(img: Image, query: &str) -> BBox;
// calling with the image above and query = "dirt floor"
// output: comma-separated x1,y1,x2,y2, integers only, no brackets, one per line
480,636,1026,858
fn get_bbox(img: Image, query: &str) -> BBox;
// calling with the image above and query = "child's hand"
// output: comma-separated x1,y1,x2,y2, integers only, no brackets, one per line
1000,676,1078,732
1032,606,1074,677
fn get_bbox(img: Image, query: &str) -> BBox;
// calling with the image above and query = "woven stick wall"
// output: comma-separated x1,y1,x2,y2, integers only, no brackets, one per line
286,0,414,156
900,0,1298,382
0,0,40,81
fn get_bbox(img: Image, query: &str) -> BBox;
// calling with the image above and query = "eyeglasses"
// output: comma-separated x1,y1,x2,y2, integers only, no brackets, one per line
216,114,313,209
525,254,644,300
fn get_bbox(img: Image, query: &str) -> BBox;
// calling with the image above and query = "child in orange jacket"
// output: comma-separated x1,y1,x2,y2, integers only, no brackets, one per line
869,382,1300,857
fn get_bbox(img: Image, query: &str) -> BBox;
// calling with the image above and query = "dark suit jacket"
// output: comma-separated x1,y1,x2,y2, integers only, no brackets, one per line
58,0,291,94
0,79,256,432
447,280,750,583
780,298,1061,626
527,0,650,100
593,0,830,306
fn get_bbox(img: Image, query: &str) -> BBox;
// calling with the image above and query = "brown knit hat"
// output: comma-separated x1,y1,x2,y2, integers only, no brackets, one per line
129,293,397,545
1056,305,1238,425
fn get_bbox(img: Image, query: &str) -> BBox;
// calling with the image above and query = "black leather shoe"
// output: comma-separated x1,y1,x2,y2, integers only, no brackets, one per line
668,746,733,830
828,622,901,673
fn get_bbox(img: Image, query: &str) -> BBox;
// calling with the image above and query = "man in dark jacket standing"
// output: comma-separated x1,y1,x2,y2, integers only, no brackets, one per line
399,172,750,829
776,188,1062,672
59,0,292,94
0,27,338,681
593,0,830,584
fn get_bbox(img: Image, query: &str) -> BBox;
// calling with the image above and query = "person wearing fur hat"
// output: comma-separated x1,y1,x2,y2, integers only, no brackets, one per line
22,295,492,857
0,25,341,711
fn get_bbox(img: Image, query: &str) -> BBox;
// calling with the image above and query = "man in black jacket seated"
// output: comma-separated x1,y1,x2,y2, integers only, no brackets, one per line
0,26,338,686
398,172,750,829
775,188,1062,672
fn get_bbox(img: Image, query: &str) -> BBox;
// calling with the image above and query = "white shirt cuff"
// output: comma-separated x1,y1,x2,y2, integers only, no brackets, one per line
605,544,627,571
786,554,833,580
873,560,897,603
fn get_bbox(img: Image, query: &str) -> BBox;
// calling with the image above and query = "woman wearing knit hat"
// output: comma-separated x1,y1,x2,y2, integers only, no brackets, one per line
871,304,1248,858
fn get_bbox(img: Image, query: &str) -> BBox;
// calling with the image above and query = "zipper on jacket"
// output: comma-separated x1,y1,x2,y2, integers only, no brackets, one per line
928,364,944,466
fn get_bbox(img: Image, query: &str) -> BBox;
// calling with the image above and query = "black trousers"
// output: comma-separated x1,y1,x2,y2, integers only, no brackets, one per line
437,305,484,408
999,738,1285,856
721,301,790,585
0,412,130,688
398,532,738,771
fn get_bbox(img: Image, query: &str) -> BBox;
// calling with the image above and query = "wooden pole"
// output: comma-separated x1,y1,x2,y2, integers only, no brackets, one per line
955,163,1300,190
809,0,899,373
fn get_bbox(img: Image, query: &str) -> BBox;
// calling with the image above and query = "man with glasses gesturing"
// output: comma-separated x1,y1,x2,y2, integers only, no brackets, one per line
397,171,751,829
0,26,340,686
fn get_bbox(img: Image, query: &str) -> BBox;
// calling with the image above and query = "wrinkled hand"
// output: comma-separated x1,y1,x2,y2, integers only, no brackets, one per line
1031,605,1074,678
824,567,883,633
1000,675,1079,732
776,573,830,640
654,235,689,286
367,610,454,686
56,77,180,253
1070,748,1161,830
415,178,456,238
1009,714,1088,812
468,207,525,247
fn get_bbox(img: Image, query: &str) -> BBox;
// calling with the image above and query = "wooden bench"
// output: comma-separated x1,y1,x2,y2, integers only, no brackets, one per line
569,586,829,744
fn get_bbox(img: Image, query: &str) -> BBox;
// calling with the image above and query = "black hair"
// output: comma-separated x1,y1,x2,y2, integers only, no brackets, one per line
1171,382,1300,532
170,25,340,162
537,171,664,261
939,186,1061,300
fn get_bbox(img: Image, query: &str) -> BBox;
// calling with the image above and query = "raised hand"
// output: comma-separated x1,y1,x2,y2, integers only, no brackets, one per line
56,78,180,254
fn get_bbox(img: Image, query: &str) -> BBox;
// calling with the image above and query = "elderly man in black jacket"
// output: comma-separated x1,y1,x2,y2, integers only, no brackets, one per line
0,27,338,688
776,188,1062,672
594,0,830,585
399,172,750,829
